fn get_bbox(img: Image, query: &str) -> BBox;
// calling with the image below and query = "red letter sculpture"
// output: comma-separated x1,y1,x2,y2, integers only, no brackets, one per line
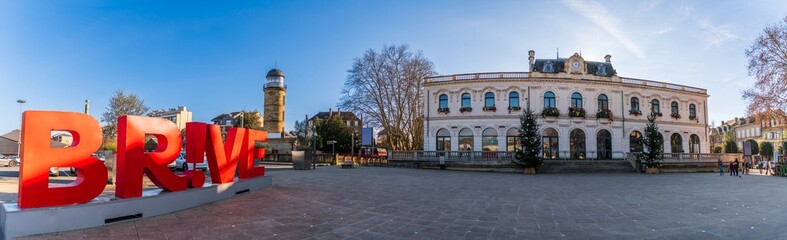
18,111,107,209
115,116,186,198
186,123,265,184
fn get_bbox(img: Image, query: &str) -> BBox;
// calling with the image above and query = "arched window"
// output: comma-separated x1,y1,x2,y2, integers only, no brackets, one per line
631,97,640,112
544,91,556,108
598,94,609,111
509,92,520,108
629,131,643,153
671,101,679,115
542,128,559,159
689,134,700,153
461,93,471,108
543,61,554,72
439,94,448,109
458,128,474,151
571,92,583,108
570,129,586,159
436,129,451,151
482,128,498,152
506,128,519,152
484,92,495,107
651,99,660,113
597,130,611,159
689,104,697,119
671,133,683,153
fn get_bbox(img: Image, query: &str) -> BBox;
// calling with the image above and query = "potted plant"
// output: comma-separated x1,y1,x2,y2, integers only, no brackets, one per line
568,107,586,118
541,107,559,122
482,106,497,112
513,109,542,174
437,107,450,114
689,115,697,122
459,107,472,113
508,106,522,113
596,109,613,124
629,109,642,116
642,114,664,174
670,112,681,119
652,112,663,117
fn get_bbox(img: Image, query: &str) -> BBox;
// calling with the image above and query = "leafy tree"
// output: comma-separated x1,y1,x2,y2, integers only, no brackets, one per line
746,139,760,155
642,114,664,168
291,120,312,151
743,16,787,115
712,146,722,153
761,142,774,161
339,44,436,150
101,90,149,138
241,111,262,130
513,109,542,170
314,116,354,154
723,132,739,153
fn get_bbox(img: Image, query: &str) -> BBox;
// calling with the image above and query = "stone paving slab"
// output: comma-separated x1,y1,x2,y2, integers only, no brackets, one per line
17,166,787,239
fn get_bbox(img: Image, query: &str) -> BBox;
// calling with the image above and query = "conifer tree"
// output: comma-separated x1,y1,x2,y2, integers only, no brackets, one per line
642,114,664,167
514,109,542,170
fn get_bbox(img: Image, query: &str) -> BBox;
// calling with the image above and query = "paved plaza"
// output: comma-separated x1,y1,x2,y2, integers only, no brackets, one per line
16,166,787,239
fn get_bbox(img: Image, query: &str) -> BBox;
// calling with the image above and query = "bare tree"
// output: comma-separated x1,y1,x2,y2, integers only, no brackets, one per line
743,16,787,118
101,90,150,138
339,45,436,150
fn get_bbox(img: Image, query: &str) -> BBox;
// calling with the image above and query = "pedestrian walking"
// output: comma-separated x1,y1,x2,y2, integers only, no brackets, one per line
733,159,740,178
766,159,772,175
729,160,734,176
745,161,751,175
718,158,724,176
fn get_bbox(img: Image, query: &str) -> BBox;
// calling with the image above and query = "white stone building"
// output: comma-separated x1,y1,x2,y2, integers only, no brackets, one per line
147,106,193,130
423,51,710,159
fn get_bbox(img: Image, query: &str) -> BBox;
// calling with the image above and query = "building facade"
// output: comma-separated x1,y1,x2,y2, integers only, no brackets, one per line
147,106,193,130
710,111,787,154
423,51,710,159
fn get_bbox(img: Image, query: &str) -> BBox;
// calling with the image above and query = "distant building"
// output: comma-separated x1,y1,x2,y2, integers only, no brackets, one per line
307,108,363,132
147,106,193,130
52,133,73,146
211,111,262,135
0,130,19,156
710,111,787,153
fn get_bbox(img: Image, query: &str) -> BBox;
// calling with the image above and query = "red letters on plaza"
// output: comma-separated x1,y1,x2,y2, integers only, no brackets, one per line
18,111,107,209
17,111,266,209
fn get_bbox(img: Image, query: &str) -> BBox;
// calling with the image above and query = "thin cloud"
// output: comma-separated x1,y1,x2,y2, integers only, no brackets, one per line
561,0,646,58
693,17,737,46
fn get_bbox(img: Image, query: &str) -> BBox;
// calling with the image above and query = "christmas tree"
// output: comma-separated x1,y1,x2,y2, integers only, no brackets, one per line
642,113,664,168
514,109,542,170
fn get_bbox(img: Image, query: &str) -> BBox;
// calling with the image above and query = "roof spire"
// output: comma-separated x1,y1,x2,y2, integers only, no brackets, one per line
556,48,559,58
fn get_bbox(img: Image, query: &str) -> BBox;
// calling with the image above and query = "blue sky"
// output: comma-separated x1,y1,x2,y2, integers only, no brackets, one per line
1,0,785,133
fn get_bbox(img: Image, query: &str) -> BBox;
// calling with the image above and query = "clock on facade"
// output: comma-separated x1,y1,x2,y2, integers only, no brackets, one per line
571,60,580,69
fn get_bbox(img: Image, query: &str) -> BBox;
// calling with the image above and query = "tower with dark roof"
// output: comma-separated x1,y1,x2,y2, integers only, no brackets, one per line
263,68,286,133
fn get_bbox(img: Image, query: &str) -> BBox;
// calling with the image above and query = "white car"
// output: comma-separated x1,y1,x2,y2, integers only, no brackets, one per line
171,152,208,171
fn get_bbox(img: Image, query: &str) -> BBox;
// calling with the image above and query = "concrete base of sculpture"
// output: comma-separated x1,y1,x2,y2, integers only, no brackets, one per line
0,176,272,239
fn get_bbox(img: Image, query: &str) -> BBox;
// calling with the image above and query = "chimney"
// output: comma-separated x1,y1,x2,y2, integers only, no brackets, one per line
528,50,535,70
337,108,341,115
329,108,333,117
84,99,90,115
604,54,611,63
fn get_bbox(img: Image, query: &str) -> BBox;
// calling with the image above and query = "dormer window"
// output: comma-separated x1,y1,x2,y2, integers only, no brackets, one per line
596,64,607,76
543,61,554,73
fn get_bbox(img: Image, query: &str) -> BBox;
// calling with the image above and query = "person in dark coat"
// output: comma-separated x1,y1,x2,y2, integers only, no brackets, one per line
733,159,740,178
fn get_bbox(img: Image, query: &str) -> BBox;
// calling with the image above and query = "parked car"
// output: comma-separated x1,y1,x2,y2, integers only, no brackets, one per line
171,152,208,171
0,156,20,167
49,167,59,176
360,147,388,158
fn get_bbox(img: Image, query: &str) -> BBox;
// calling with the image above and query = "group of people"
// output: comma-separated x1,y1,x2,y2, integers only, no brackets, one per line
717,158,773,177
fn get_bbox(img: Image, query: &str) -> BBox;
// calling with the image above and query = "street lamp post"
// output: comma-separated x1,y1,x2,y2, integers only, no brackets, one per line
16,99,26,158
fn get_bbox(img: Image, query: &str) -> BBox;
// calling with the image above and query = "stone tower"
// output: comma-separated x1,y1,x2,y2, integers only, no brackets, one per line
263,68,286,133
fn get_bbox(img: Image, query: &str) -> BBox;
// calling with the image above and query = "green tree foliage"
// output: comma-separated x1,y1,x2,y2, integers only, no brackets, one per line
761,142,775,160
712,146,722,153
241,111,262,130
339,44,436,150
513,109,542,169
291,120,312,151
101,90,150,138
642,114,664,167
746,139,760,155
723,132,739,153
314,116,354,154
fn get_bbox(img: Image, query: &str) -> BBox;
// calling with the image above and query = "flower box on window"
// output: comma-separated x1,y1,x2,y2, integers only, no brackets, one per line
670,112,681,119
437,107,450,114
651,112,663,117
507,106,522,112
459,107,472,113
629,109,642,116
596,109,613,124
483,106,497,112
689,115,697,121
568,107,586,118
541,107,560,117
